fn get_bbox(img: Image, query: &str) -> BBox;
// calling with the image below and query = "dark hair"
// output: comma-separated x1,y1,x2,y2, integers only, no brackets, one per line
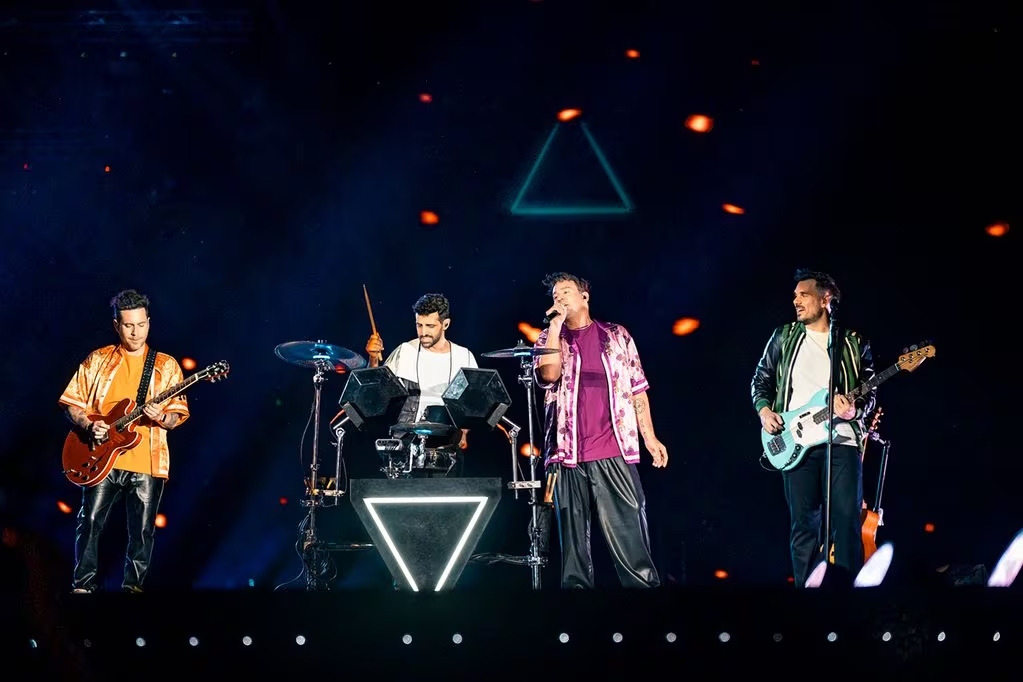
413,293,450,320
110,289,151,320
541,272,591,297
794,269,841,303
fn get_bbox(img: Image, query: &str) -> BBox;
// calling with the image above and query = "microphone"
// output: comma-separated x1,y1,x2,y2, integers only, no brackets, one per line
543,310,561,324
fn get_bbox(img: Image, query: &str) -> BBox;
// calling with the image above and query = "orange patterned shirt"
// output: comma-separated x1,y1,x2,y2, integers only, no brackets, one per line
58,345,190,479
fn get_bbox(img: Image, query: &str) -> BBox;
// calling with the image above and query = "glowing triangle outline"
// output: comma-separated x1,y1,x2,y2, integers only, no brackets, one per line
509,122,634,216
362,495,490,592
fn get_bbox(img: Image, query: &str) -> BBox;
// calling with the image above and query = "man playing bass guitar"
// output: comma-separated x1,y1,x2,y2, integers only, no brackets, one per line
750,269,876,587
59,289,190,593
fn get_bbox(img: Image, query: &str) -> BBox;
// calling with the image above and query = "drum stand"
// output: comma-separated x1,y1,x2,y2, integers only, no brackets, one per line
494,354,547,590
298,362,347,591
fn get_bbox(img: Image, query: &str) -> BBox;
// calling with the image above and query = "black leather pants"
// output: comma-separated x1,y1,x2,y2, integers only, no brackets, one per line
557,456,660,589
73,470,166,591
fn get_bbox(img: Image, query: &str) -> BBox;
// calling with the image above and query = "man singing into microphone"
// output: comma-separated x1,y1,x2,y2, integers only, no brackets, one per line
533,272,668,589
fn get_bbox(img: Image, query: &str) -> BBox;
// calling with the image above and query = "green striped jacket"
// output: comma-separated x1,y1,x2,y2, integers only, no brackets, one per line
750,322,877,450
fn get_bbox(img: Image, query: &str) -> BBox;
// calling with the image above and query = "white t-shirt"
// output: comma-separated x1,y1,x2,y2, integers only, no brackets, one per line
384,339,478,422
789,328,856,445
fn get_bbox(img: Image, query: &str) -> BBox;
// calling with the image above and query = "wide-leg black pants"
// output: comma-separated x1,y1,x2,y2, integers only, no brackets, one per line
782,444,863,588
557,456,660,588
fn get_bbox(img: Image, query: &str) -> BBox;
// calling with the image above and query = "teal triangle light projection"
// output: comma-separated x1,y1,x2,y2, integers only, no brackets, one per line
509,121,633,216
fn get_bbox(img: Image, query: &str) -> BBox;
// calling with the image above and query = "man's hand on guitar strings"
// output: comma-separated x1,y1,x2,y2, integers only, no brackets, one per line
759,406,784,434
142,403,166,426
89,420,109,442
832,393,856,421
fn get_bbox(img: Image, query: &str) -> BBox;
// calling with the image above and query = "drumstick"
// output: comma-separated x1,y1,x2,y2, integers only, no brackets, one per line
363,284,382,363
362,284,378,336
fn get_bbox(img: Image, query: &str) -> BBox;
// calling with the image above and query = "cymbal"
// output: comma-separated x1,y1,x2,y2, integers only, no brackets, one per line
390,421,455,437
274,340,367,372
482,341,559,359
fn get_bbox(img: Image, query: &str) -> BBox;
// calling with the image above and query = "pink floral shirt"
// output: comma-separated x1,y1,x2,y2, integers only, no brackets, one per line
533,321,650,467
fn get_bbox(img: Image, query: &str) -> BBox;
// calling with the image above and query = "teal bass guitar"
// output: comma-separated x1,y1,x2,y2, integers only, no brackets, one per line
760,343,934,471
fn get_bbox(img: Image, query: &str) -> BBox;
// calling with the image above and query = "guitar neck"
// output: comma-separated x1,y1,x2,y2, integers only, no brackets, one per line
848,360,903,401
113,375,199,429
811,360,901,425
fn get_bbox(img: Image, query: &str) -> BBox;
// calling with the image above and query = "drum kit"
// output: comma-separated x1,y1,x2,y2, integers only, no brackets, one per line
273,336,560,591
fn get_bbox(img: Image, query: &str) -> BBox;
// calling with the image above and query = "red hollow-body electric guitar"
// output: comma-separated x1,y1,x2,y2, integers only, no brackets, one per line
62,360,229,487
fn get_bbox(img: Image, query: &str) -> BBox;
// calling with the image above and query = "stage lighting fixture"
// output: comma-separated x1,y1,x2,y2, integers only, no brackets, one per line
350,478,501,592
805,560,828,588
854,542,895,587
988,527,1023,587
806,543,896,589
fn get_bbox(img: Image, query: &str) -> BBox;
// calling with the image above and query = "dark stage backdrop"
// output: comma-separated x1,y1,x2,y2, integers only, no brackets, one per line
0,0,1015,590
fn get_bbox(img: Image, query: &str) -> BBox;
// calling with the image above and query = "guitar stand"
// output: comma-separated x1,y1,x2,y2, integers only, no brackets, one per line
471,353,547,590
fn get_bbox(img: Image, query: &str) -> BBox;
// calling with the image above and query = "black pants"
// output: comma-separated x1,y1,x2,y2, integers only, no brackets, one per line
782,444,862,588
73,469,165,591
557,456,660,588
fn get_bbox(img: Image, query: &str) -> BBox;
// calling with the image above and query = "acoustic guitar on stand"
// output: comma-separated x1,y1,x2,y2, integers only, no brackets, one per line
861,406,890,562
62,361,230,487
760,342,934,472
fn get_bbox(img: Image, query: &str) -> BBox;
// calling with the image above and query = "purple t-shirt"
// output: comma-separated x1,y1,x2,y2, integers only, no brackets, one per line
564,323,621,462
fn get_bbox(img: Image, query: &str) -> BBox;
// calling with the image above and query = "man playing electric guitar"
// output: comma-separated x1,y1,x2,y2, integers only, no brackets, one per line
59,289,190,593
750,269,876,588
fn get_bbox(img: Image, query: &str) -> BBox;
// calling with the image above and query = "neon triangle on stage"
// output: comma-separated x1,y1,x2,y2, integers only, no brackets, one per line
509,121,634,216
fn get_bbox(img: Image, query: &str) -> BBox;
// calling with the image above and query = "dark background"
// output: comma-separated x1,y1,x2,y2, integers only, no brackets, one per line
0,0,1015,590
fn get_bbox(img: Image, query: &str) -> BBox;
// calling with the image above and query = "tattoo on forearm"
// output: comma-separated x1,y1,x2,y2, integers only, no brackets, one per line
67,406,89,430
634,395,648,415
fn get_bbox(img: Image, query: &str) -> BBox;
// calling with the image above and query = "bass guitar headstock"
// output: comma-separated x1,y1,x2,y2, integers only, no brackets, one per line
897,342,935,373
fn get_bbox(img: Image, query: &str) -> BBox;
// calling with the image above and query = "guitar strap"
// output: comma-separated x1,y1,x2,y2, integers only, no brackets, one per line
136,347,158,406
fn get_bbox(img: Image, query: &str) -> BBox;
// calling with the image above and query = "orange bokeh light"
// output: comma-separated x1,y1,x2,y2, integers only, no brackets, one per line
924,523,935,533
420,210,439,225
672,318,700,336
279,497,288,506
181,357,196,371
986,222,1009,237
722,203,745,215
104,165,111,173
714,569,729,580
625,49,640,59
685,114,714,133
557,108,581,122
155,514,167,528
518,322,541,343
519,443,539,457
57,500,73,514
751,59,761,66
419,92,432,103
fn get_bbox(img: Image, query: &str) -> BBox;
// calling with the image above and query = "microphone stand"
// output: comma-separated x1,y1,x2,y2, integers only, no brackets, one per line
823,301,839,570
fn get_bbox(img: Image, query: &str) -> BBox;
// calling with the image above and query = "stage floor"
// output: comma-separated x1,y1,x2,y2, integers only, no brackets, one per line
6,585,1022,679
